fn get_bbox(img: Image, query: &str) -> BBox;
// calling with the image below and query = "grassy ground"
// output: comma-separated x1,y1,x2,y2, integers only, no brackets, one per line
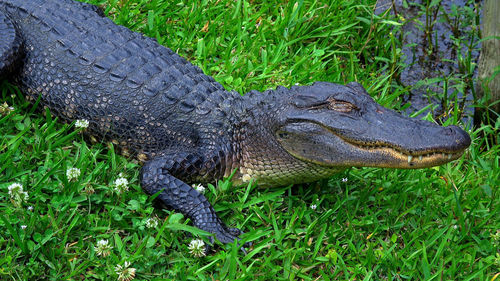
1,0,498,280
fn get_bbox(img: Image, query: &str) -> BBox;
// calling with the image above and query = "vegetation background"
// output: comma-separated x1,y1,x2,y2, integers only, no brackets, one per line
0,0,498,280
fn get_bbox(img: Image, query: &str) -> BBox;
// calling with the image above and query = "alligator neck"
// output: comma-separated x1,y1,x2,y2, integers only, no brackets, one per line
227,88,343,187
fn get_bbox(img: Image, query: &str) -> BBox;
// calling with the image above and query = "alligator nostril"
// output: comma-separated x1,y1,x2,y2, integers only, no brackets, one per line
446,127,454,135
443,126,456,136
444,125,471,148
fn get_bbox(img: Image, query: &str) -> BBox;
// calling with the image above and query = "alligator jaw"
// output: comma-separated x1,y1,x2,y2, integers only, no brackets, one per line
276,120,469,170
339,136,467,169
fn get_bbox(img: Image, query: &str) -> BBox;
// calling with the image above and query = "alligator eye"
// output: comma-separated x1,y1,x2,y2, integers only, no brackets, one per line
327,98,358,112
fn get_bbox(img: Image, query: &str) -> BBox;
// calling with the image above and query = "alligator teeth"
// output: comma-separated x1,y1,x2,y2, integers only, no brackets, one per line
448,154,452,160
408,155,413,163
419,155,423,161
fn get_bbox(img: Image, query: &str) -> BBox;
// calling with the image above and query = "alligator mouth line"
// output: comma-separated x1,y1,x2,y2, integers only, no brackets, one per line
312,121,466,157
285,121,467,167
342,137,466,166
351,137,463,155
316,122,467,166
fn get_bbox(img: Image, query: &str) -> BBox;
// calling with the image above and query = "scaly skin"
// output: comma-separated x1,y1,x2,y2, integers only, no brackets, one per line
0,0,471,245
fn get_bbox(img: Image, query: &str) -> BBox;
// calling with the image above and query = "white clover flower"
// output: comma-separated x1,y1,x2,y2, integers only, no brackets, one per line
66,167,81,181
0,102,14,115
94,239,112,257
20,225,27,230
7,183,28,205
192,183,205,194
188,239,206,257
0,102,15,115
145,218,159,228
75,119,89,129
8,183,28,198
8,183,22,195
342,177,348,182
115,261,136,281
113,177,129,193
310,204,317,210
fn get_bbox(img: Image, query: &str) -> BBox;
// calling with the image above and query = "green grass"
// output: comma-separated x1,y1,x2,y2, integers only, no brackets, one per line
1,0,498,280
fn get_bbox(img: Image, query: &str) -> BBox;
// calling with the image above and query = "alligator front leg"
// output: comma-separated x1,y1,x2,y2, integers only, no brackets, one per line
140,154,242,244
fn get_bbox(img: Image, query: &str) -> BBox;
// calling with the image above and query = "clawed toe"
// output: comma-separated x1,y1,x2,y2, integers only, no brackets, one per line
228,227,242,236
215,226,241,244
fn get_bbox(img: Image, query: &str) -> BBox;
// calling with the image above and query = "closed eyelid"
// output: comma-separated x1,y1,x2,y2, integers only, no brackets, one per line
327,98,359,112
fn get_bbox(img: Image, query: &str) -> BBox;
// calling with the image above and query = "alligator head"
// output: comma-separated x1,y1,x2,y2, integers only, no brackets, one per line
236,81,470,186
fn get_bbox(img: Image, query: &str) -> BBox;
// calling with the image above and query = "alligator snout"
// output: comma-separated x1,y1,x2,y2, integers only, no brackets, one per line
443,125,471,150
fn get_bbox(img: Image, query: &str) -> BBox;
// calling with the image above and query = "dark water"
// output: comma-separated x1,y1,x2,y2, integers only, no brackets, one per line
375,0,481,121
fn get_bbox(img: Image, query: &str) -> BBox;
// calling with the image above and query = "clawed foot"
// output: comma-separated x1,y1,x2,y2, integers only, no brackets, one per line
141,156,250,254
195,220,250,253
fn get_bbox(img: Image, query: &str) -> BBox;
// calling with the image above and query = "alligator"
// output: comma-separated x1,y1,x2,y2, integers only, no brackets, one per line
0,0,471,245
